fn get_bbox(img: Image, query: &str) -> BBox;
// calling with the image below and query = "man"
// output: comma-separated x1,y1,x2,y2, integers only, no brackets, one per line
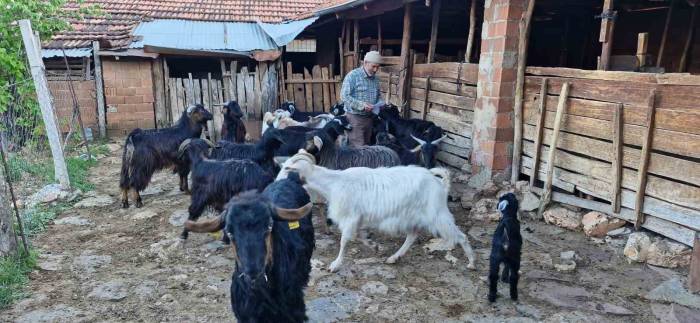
340,51,384,146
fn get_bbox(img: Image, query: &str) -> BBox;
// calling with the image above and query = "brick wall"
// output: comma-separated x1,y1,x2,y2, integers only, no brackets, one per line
48,80,98,134
471,0,525,184
102,58,156,136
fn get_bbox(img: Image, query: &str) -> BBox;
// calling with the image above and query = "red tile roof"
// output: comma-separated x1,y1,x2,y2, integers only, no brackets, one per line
47,0,328,49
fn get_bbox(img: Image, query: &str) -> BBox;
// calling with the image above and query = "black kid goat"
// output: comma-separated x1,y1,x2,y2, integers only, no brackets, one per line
488,192,522,303
221,101,247,143
185,172,314,322
178,139,272,240
378,104,447,168
119,104,212,208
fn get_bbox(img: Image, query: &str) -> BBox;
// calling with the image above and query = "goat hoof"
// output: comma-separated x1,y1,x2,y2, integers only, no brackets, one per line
135,201,143,208
467,262,476,270
121,201,129,209
328,260,342,273
386,256,398,264
488,294,497,303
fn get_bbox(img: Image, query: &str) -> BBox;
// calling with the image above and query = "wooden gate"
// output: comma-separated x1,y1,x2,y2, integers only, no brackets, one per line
281,63,342,113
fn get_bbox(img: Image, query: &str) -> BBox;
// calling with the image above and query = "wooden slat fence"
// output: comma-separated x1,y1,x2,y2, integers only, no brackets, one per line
519,66,700,246
282,64,341,113
378,62,478,170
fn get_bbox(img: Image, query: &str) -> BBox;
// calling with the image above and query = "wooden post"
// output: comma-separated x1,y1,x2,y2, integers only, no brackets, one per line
598,0,616,70
690,234,700,293
427,0,442,63
230,61,238,103
92,41,106,138
386,72,393,103
634,90,657,229
465,0,477,63
421,76,431,120
163,57,172,124
528,78,548,190
220,59,230,103
657,0,675,68
511,0,536,184
19,20,70,188
679,4,698,73
537,82,570,218
398,3,413,116
338,38,345,76
377,17,383,53
354,19,360,68
152,58,167,128
611,103,623,213
636,33,649,69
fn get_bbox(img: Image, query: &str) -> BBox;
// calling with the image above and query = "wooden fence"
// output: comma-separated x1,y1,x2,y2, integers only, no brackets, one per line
282,63,341,113
519,67,700,246
163,60,279,141
379,62,478,169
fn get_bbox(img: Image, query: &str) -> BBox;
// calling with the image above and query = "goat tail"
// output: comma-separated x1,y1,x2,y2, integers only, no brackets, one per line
429,167,451,192
119,135,136,189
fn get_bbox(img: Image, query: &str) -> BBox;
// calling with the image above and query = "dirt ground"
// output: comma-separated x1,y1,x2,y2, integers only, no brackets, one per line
2,142,695,322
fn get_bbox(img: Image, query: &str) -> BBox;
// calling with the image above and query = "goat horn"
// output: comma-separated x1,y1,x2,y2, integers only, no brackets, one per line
178,139,193,154
431,134,448,145
275,202,312,221
202,138,217,148
410,134,426,146
184,216,223,233
410,145,422,153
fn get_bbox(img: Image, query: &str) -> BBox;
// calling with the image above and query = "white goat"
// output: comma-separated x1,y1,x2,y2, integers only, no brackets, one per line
278,150,476,272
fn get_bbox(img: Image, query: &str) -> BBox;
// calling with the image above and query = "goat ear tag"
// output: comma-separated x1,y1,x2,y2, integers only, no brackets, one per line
498,200,508,211
288,221,300,230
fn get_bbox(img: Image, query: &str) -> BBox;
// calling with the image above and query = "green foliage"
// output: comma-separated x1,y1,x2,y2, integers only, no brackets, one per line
0,249,37,309
20,202,70,236
66,156,96,191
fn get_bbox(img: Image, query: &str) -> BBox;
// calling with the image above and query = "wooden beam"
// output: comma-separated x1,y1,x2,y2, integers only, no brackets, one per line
528,77,548,190
92,41,106,137
421,76,431,120
636,33,649,68
377,17,383,53
634,90,657,229
427,0,441,63
690,234,700,293
152,58,167,128
657,0,675,68
678,4,698,72
163,57,172,124
338,38,345,76
511,0,536,184
398,3,413,115
353,19,360,68
598,0,616,70
465,0,477,63
611,103,623,213
537,82,569,218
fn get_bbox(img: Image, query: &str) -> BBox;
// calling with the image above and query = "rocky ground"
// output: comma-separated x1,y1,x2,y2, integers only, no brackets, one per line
2,141,699,322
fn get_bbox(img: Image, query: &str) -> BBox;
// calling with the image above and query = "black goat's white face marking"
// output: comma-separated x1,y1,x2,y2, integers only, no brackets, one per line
187,105,196,115
498,200,508,212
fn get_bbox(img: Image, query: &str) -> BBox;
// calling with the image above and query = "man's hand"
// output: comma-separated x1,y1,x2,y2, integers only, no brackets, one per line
363,103,373,112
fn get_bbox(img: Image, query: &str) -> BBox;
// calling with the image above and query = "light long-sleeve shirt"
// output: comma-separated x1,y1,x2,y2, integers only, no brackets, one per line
340,67,384,116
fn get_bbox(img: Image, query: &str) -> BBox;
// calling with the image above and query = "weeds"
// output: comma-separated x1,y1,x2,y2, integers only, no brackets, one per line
0,250,37,309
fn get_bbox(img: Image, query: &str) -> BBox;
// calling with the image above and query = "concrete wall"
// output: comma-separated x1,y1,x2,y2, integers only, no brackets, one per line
102,58,156,136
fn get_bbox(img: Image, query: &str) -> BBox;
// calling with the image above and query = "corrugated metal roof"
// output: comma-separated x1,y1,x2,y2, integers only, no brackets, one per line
257,17,318,47
42,48,93,58
129,18,314,52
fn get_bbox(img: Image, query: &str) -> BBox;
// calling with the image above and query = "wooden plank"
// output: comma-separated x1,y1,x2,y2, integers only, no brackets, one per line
538,82,570,218
611,103,623,213
421,76,431,120
236,70,247,117
286,62,294,103
427,0,441,63
465,0,477,63
398,2,413,113
634,90,657,229
230,61,238,103
338,37,345,76
92,41,106,137
637,33,649,68
523,91,700,136
526,66,656,83
409,87,475,110
598,0,616,70
528,78,548,189
303,68,314,112
522,97,700,159
152,59,168,128
220,60,230,102
679,4,698,72
193,78,202,104
397,63,479,85
411,77,477,97
292,73,306,111
525,76,700,111
176,78,186,118
377,17,383,52
512,0,536,183
329,63,336,107
411,109,472,138
185,73,194,106
312,65,324,111
520,161,576,193
255,63,266,117
657,0,676,67
321,67,332,110
201,78,212,139
167,78,177,124
353,19,359,68
285,79,340,84
244,69,256,119
521,140,700,211
335,76,342,105
436,151,468,169
690,236,700,293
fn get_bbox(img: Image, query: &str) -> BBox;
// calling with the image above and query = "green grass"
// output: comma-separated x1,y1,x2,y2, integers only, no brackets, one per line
0,250,37,309
65,157,97,192
20,202,71,236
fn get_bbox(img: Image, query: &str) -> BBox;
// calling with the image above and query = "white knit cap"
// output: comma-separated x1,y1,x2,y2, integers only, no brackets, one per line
363,51,382,64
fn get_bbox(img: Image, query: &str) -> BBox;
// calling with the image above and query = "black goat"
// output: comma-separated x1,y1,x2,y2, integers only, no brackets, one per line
279,101,331,122
488,192,522,303
378,104,447,168
221,101,247,143
274,117,351,157
211,128,285,174
305,128,401,170
179,139,272,240
184,173,314,322
375,132,419,166
119,104,212,208
329,102,345,117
